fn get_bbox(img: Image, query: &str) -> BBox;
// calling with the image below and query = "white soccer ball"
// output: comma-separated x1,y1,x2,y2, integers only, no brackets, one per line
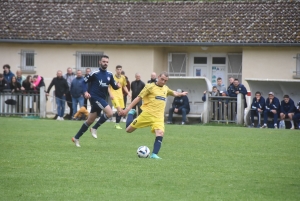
137,146,150,158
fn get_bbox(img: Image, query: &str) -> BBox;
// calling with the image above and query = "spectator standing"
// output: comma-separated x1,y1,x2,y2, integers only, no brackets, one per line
131,73,145,117
3,64,15,84
121,70,130,122
216,77,226,92
32,75,45,93
108,65,130,129
70,70,85,118
147,72,157,83
9,76,21,93
83,68,91,109
167,89,190,125
0,73,9,92
250,91,265,128
227,77,234,92
261,92,280,129
63,67,76,119
292,101,300,129
21,75,34,92
16,70,26,85
228,78,248,108
46,70,69,121
21,75,34,113
279,95,295,129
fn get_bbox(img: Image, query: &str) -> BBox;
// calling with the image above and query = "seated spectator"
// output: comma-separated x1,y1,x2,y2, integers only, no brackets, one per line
250,91,265,128
3,64,15,83
9,76,21,93
73,106,89,120
0,73,9,92
228,78,247,108
279,95,296,129
32,75,45,93
167,89,190,125
22,75,34,92
292,101,300,129
16,70,26,85
202,86,220,102
261,92,280,129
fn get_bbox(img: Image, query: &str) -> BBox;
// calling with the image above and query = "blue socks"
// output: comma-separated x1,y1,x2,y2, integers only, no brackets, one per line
92,113,108,130
152,136,163,154
74,122,90,139
126,113,134,128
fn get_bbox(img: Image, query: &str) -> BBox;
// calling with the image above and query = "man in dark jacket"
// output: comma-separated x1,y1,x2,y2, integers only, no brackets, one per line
83,68,91,109
46,70,69,120
279,95,295,129
0,73,9,92
63,67,76,119
131,73,145,117
147,72,157,83
250,91,265,128
167,89,190,125
3,64,15,84
261,92,280,129
70,70,85,118
228,78,248,108
292,101,300,129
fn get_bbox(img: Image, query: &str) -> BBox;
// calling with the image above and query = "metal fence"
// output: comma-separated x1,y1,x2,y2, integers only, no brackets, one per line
0,87,46,117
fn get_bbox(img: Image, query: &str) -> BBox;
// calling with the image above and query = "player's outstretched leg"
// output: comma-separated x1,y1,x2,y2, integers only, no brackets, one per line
72,121,92,147
126,109,136,128
115,112,122,129
150,131,163,159
91,113,108,138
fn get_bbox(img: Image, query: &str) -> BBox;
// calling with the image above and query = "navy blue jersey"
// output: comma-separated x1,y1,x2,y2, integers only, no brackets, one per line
83,68,119,99
280,98,295,114
251,96,265,110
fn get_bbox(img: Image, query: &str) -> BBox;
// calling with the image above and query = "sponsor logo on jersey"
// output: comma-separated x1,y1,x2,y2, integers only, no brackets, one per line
155,96,166,101
99,80,108,87
107,77,110,81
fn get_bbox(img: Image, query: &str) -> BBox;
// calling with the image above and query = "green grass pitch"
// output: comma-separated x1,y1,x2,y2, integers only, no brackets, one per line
0,117,299,201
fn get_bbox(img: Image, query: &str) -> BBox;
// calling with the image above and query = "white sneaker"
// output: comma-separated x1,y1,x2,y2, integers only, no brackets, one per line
56,116,61,120
60,117,64,121
290,126,295,130
90,128,97,139
72,137,81,147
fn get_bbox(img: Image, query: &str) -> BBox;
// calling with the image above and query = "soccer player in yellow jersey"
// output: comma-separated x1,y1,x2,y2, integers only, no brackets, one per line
108,65,130,129
120,72,188,159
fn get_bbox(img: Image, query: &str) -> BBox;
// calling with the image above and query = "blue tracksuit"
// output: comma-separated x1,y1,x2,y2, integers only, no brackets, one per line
263,97,280,124
168,96,190,123
280,99,295,114
228,84,248,108
3,70,15,83
293,101,300,127
70,77,84,98
250,96,265,124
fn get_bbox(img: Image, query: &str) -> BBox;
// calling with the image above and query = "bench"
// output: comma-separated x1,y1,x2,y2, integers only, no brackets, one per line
246,111,294,128
165,101,203,123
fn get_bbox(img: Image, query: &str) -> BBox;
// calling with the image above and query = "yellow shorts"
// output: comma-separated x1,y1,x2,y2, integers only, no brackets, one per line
112,98,124,109
130,111,165,133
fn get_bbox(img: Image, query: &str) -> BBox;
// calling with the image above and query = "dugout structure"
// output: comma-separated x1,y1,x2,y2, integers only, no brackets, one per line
244,79,300,127
165,77,212,124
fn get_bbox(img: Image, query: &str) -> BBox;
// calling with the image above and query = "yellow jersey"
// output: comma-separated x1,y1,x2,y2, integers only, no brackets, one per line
139,83,174,118
109,74,127,99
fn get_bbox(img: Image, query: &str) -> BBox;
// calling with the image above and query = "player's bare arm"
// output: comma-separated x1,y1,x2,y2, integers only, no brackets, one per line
108,87,114,100
173,91,188,97
120,96,142,116
123,86,131,98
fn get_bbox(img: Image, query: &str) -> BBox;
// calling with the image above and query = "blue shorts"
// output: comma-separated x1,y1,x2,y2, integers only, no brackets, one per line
90,97,108,115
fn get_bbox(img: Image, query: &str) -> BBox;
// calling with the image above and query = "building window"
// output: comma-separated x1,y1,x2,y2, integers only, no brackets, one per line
20,50,36,73
293,53,300,79
212,57,226,64
194,57,207,64
168,53,187,77
75,52,103,71
227,54,242,81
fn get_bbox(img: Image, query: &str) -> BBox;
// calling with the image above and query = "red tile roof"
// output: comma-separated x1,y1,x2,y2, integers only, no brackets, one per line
0,0,299,45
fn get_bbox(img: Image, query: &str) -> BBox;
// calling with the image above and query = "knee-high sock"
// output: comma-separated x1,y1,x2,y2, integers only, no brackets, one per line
152,136,163,154
126,113,134,128
74,122,90,139
115,112,122,124
92,113,108,130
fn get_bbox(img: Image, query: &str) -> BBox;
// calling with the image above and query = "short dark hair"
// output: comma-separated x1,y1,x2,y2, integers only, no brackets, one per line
283,95,289,99
3,64,10,70
159,71,169,77
116,65,122,69
234,78,239,81
100,55,109,60
212,86,217,89
255,91,261,96
217,77,222,81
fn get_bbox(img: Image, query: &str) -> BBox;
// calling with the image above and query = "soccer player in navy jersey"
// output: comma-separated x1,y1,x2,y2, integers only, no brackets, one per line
72,55,120,147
